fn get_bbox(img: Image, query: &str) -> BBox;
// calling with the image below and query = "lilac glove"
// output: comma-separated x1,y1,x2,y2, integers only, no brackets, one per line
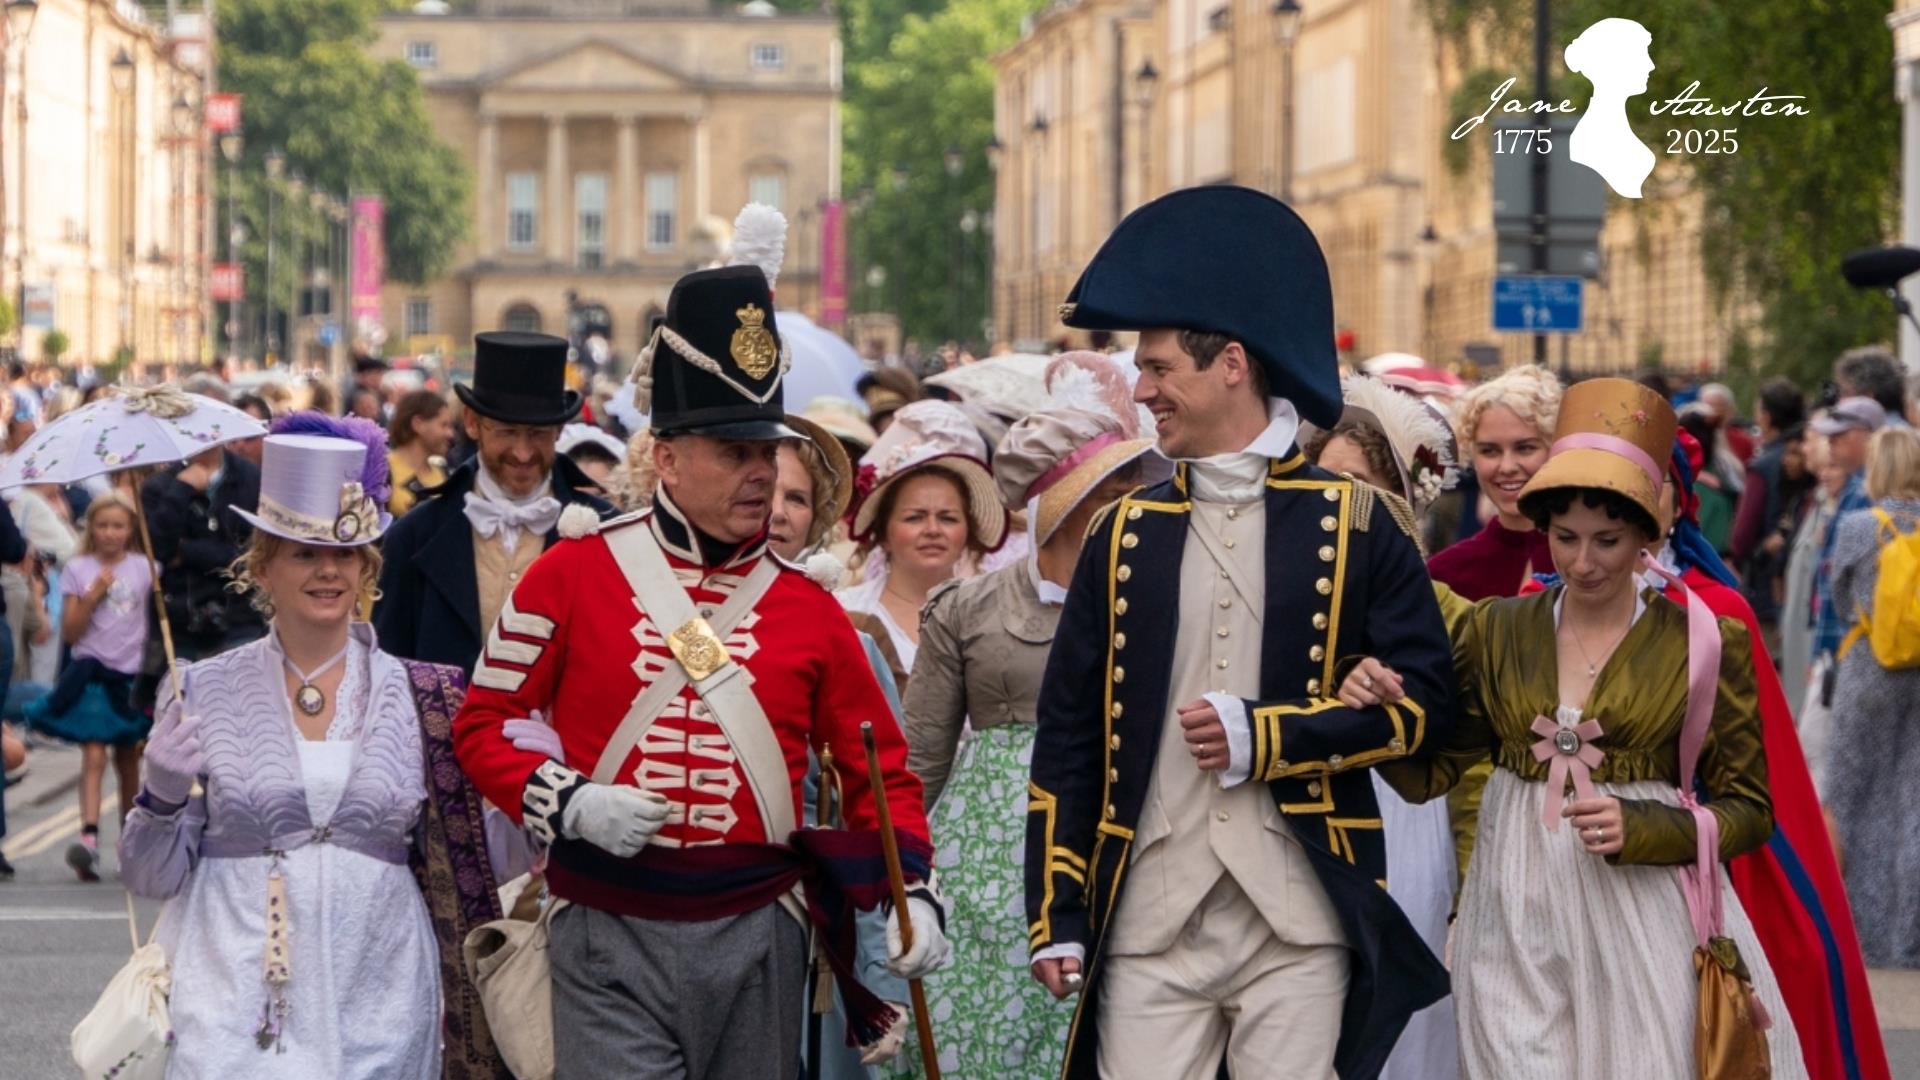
141,701,203,808
503,711,564,761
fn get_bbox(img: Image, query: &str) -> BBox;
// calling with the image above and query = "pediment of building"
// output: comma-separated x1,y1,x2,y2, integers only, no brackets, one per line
484,39,694,93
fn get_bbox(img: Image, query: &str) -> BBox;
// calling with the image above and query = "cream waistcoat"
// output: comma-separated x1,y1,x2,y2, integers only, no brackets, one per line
1104,493,1344,956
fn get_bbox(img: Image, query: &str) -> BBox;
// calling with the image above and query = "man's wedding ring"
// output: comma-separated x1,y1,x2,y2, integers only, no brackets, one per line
1362,674,1375,690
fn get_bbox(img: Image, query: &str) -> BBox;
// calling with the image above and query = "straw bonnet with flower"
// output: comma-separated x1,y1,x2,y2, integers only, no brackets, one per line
846,399,1007,552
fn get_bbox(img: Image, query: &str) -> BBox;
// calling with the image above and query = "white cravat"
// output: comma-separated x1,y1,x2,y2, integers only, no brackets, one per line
1183,399,1301,504
463,466,562,554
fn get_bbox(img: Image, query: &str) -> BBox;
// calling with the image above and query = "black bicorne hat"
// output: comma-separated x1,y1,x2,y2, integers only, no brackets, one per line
638,264,796,441
456,331,583,427
1058,185,1344,428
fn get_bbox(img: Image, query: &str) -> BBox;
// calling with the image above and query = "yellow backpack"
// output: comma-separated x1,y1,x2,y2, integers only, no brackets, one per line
1839,508,1920,670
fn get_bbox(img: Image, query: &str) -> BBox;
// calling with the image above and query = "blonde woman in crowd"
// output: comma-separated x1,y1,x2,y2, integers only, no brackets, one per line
1823,426,1920,967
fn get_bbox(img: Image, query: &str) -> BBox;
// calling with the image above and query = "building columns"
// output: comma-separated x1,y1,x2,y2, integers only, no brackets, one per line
545,112,569,264
615,113,639,263
477,112,499,259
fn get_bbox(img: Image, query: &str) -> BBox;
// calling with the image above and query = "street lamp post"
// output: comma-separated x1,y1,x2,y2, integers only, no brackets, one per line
984,134,1001,343
1272,0,1303,203
218,130,242,357
943,144,964,343
1131,61,1159,209
170,94,193,363
4,0,37,353
263,148,284,361
110,49,134,360
286,170,305,368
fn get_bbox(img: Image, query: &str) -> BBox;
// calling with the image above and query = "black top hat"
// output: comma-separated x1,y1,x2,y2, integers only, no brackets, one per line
639,265,796,441
1058,185,1343,428
456,331,583,427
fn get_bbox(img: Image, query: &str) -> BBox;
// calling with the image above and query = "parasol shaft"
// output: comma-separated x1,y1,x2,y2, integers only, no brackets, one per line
131,489,183,711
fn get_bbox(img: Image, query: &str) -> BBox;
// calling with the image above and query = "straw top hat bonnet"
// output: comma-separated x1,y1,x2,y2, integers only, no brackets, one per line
1517,377,1678,527
232,415,392,547
848,399,1007,550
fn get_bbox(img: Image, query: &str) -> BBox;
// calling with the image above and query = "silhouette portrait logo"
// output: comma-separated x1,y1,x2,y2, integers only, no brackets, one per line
1451,17,1810,199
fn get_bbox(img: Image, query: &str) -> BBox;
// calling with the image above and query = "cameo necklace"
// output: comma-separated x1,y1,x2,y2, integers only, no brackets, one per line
285,643,351,718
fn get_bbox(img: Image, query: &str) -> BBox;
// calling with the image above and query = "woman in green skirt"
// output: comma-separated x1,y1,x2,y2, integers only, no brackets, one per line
892,355,1161,1078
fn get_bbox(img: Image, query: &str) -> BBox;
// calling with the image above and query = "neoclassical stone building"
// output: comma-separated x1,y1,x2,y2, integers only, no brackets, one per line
370,0,839,359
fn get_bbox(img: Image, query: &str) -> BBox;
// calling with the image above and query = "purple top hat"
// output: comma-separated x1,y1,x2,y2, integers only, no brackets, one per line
232,434,391,547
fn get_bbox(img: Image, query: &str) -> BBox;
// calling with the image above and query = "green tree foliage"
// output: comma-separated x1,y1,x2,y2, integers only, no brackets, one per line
841,0,1043,345
1427,0,1898,391
41,328,68,363
218,0,470,296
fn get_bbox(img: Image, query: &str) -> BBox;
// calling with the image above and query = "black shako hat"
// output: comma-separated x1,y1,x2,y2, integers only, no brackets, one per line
456,331,583,427
1058,185,1343,428
638,264,797,441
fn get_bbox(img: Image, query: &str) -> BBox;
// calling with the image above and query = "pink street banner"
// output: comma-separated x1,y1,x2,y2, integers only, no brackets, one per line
820,200,846,328
350,196,386,331
205,94,242,133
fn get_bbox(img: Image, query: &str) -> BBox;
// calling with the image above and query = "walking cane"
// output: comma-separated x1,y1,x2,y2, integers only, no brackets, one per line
861,722,941,1080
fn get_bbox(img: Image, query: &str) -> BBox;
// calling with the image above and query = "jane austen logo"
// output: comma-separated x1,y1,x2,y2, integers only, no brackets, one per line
1451,17,1809,199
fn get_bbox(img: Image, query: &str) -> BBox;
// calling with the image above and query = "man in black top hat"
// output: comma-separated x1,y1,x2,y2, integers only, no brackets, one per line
452,263,944,1079
374,331,612,674
1023,186,1456,1080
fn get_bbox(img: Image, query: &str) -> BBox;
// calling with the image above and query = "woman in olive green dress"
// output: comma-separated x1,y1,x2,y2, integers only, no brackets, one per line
1352,379,1803,1078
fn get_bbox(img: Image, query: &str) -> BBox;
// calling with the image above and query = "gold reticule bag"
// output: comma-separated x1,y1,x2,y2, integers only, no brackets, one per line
1693,935,1770,1080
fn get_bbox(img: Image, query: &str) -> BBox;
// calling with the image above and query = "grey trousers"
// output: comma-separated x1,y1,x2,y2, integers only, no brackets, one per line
551,900,808,1080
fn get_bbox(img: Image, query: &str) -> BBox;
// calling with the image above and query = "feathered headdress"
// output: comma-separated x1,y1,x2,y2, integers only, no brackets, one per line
1043,351,1153,438
729,202,788,292
1339,373,1459,512
269,411,393,509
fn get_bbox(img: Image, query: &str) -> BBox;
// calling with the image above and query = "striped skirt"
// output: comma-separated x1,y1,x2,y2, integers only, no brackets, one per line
1452,768,1806,1079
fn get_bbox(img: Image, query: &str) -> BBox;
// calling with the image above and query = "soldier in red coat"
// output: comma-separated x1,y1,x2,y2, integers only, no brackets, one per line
452,262,947,1079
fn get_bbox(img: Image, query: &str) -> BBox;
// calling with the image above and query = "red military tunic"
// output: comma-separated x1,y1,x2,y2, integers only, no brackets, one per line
452,499,928,869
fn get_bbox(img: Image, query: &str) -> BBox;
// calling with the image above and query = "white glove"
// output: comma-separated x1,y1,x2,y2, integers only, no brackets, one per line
560,783,671,857
884,896,951,980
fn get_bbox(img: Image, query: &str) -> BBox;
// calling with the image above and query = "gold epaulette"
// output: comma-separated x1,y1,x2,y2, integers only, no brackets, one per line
1347,478,1376,532
1377,489,1423,548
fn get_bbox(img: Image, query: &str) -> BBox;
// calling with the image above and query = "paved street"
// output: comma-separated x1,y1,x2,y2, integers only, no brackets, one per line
1,744,1918,1077
0,741,163,1079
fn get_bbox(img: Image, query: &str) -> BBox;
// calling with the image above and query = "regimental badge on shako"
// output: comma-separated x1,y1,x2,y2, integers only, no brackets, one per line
730,303,779,380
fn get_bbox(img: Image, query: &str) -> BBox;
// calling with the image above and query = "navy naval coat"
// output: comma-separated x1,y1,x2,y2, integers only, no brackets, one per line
373,456,612,675
1026,452,1456,1080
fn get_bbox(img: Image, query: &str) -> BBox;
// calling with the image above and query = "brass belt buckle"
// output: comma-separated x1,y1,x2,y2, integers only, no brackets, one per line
667,616,731,682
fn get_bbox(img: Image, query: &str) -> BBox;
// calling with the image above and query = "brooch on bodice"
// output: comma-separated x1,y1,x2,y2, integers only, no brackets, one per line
1530,714,1606,830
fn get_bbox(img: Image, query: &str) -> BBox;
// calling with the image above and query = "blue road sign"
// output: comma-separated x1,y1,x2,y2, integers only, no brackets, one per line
1492,275,1584,333
318,322,339,346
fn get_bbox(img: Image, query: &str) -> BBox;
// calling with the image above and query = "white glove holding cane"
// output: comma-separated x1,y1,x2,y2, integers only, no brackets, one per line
884,897,951,980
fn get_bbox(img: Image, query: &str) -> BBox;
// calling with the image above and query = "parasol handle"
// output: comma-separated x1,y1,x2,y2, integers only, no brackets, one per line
131,491,182,711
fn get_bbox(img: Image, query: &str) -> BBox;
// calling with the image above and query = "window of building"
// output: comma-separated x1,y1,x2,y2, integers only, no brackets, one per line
405,41,437,70
751,44,785,70
576,172,607,270
503,304,542,334
403,297,433,338
506,172,538,251
748,172,785,213
646,172,678,251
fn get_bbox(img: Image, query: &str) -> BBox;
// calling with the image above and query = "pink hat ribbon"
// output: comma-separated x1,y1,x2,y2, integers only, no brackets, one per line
1551,431,1663,492
1026,430,1125,503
